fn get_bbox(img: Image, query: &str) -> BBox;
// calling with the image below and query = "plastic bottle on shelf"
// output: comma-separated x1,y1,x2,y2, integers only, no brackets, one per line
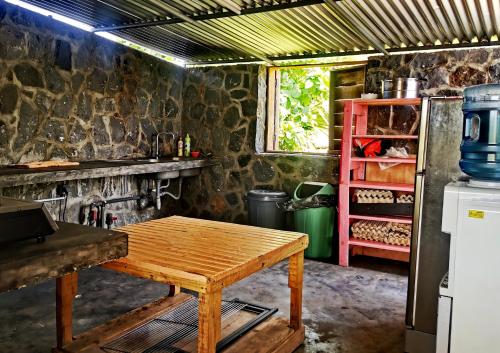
177,135,184,157
184,133,191,157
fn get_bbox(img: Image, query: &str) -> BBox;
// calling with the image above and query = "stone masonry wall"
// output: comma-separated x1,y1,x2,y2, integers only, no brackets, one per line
0,3,184,225
364,48,500,159
366,48,500,96
0,5,183,164
179,65,338,223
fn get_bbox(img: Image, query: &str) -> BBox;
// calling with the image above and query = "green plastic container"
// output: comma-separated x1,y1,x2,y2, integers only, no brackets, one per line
293,182,335,258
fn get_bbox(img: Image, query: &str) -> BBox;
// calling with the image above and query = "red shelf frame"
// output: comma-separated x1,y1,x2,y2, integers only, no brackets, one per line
349,180,415,192
338,98,421,267
337,98,422,106
349,238,410,253
352,134,418,139
349,214,413,224
351,156,417,164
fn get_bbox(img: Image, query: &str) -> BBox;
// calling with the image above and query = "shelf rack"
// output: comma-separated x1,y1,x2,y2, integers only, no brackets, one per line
338,98,422,266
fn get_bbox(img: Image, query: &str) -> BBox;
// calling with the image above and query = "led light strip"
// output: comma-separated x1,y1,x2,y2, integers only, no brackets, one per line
3,0,185,67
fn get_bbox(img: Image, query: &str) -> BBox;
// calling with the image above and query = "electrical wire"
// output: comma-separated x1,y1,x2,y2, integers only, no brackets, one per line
58,199,62,221
62,196,68,222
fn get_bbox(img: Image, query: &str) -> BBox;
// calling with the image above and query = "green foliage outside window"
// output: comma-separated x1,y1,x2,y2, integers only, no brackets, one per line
278,67,330,152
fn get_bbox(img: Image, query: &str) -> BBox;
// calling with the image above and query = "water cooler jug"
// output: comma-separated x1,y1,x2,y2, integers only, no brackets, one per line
460,84,500,180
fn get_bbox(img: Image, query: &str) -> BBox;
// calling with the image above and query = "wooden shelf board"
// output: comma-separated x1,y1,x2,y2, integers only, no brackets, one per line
349,180,415,192
56,293,304,353
352,134,418,139
351,156,417,164
349,238,410,253
349,214,413,224
338,98,422,106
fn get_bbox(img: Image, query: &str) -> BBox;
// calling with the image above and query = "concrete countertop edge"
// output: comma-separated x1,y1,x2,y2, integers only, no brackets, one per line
0,158,220,188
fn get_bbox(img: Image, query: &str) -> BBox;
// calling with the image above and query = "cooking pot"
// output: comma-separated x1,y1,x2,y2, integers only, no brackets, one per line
382,78,423,99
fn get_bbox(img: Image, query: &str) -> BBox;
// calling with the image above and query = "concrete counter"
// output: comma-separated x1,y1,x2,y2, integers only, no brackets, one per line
0,158,217,188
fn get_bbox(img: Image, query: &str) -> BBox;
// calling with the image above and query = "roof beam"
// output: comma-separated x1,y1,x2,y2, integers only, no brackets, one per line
92,0,325,32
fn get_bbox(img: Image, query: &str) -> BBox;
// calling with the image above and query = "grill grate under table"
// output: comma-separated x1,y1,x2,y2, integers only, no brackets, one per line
101,297,276,353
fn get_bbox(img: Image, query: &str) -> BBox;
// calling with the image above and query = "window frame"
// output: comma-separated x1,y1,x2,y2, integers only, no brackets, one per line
265,63,367,155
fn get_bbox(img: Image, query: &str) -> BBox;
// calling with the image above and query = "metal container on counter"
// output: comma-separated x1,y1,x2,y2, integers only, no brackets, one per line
382,78,422,98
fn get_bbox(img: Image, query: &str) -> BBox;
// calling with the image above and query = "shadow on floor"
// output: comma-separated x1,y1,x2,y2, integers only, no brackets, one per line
0,257,408,353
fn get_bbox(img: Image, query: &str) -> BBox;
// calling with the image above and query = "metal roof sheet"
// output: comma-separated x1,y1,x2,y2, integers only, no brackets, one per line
11,0,500,65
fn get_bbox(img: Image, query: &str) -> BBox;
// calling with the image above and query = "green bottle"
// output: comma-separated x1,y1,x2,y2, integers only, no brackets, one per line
184,133,191,157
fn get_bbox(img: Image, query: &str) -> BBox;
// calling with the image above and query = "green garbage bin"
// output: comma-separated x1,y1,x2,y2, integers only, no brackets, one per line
294,182,335,258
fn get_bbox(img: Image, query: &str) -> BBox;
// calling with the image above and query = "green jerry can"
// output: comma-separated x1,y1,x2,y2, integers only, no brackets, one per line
293,182,335,258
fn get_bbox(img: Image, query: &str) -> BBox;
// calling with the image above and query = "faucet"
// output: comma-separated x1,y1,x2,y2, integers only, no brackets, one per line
153,132,176,159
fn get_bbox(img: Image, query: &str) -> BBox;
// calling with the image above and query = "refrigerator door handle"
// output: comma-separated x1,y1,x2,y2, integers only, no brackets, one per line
416,97,431,173
407,173,425,327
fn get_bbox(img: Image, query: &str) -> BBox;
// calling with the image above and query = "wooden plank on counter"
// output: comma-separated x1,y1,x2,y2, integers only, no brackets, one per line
13,160,80,169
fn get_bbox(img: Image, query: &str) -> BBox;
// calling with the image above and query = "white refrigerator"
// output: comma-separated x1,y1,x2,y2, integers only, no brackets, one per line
437,181,500,352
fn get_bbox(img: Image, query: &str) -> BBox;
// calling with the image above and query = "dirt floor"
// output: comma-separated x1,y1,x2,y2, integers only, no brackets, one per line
0,257,408,353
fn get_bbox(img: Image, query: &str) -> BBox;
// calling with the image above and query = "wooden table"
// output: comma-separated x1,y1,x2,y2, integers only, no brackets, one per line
101,216,309,353
0,222,128,349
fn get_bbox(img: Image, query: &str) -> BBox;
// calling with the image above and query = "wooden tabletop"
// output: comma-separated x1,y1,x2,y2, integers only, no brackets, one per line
0,222,128,293
103,216,308,293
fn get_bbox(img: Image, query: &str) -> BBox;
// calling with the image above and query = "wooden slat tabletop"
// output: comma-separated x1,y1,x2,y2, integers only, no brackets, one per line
103,216,308,293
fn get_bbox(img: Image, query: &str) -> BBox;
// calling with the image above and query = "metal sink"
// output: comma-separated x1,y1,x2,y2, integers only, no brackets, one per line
179,168,201,177
155,170,180,180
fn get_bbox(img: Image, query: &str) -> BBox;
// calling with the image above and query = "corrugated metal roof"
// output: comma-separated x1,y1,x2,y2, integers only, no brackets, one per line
11,0,500,64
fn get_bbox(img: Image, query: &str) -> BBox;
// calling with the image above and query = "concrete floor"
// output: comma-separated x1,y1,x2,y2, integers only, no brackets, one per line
0,258,408,353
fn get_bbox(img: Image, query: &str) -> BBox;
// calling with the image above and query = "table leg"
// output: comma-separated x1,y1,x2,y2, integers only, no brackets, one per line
168,285,180,297
198,290,222,353
56,272,78,349
289,252,304,331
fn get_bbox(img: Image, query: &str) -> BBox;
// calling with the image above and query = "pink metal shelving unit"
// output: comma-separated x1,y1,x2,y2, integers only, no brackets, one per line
338,98,422,267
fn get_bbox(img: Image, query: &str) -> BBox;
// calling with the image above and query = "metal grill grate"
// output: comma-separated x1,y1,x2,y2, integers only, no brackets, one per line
102,297,276,353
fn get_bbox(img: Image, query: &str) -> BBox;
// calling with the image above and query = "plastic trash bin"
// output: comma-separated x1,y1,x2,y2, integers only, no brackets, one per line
294,182,335,258
247,190,289,230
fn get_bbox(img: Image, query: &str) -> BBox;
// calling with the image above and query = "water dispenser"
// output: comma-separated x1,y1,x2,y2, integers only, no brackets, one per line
460,84,500,180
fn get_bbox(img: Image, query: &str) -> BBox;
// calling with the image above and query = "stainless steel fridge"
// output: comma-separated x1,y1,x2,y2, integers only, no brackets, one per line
405,97,465,353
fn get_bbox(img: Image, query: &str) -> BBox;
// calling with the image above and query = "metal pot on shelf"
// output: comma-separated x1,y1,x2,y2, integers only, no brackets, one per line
382,78,424,98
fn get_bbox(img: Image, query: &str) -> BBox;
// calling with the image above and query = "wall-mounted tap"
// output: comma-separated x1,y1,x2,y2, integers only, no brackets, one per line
153,132,176,159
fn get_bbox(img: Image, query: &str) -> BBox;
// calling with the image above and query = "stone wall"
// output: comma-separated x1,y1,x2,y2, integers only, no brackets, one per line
0,3,184,224
366,47,500,96
179,65,338,223
0,4,183,165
